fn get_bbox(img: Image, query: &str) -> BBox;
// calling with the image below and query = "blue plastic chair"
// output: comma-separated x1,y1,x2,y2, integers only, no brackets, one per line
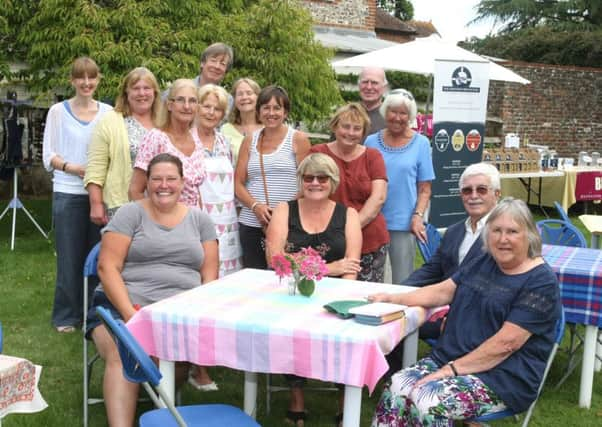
417,223,442,263
537,219,589,389
536,219,587,248
96,306,260,427
469,308,565,427
83,242,102,427
553,201,570,223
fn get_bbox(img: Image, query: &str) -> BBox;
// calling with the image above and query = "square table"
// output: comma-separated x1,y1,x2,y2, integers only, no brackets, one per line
0,355,47,426
542,244,602,408
579,215,602,249
127,268,430,427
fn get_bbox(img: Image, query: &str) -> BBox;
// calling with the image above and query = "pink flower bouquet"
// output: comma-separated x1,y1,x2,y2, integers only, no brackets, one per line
272,247,328,296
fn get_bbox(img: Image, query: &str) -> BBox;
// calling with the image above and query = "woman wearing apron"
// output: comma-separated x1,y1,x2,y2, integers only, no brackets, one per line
196,84,243,277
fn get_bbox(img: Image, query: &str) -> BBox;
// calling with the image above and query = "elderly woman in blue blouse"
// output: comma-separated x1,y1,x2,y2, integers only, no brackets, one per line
364,88,435,284
368,198,561,426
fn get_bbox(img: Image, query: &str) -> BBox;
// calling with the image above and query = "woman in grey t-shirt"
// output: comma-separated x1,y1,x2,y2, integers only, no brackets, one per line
87,153,218,427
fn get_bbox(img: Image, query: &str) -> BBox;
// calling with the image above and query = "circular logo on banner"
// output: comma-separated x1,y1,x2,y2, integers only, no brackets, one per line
451,67,472,87
434,129,450,152
466,129,482,151
452,129,465,152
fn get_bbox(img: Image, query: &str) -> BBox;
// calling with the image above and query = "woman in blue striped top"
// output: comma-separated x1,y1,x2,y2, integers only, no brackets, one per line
235,85,310,269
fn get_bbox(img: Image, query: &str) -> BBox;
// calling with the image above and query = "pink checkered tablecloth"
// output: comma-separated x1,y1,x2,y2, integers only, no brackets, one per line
127,269,429,393
0,355,47,420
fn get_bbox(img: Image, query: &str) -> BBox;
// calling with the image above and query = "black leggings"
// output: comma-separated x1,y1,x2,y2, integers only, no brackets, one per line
239,223,268,269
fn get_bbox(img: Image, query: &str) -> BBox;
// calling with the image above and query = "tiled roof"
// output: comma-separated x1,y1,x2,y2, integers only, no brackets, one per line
375,8,416,33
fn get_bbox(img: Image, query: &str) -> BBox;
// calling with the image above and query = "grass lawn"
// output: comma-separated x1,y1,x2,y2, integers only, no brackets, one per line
0,198,601,426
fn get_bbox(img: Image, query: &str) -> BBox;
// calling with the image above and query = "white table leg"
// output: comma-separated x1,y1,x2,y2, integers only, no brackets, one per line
402,329,419,368
343,385,362,427
579,326,598,408
243,372,257,418
158,360,176,404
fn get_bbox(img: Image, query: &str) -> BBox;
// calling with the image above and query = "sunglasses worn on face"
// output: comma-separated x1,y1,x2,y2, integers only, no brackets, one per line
302,175,329,184
460,185,490,196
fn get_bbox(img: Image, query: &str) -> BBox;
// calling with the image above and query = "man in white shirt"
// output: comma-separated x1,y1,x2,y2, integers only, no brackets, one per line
404,162,501,289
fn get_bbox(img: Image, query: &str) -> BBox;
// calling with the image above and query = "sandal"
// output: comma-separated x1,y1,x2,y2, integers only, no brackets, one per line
56,326,76,333
187,373,219,391
285,410,307,426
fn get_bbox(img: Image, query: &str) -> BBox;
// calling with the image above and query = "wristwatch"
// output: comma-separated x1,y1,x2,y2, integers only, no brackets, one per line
413,211,424,218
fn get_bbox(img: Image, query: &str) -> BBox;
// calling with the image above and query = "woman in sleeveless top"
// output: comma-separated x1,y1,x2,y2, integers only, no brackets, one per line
265,153,362,426
235,85,311,269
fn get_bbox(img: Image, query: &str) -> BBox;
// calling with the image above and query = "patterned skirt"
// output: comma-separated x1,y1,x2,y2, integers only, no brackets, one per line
372,357,506,427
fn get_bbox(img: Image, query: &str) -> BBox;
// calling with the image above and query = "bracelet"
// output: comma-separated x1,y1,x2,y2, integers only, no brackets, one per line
62,161,68,172
250,201,259,212
447,360,458,377
413,211,424,218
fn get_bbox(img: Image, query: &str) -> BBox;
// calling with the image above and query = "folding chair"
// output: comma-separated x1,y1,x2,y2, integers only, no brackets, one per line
95,306,260,427
536,219,587,248
536,219,588,387
417,223,442,263
553,201,570,223
469,308,565,427
83,242,102,427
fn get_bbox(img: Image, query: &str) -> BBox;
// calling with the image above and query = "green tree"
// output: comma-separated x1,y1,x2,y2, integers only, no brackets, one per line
0,0,341,121
472,0,602,32
463,0,602,67
377,0,414,20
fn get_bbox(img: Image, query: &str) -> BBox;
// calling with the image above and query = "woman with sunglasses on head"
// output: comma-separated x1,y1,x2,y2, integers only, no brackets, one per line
311,103,389,283
265,153,362,426
364,89,435,284
42,56,112,333
235,85,311,269
221,77,262,167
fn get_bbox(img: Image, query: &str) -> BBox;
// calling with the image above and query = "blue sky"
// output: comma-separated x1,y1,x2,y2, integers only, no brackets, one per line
411,0,501,42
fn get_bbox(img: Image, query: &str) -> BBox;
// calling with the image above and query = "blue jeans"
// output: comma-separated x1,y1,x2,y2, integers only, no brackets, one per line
51,192,100,327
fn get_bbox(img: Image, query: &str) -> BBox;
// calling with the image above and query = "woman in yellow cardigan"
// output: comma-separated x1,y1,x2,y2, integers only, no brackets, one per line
84,67,161,225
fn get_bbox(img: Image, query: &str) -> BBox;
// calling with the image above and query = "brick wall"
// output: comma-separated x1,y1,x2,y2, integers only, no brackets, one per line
488,62,602,158
301,0,375,31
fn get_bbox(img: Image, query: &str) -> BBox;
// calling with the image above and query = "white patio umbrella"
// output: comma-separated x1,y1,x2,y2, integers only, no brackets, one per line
332,34,530,84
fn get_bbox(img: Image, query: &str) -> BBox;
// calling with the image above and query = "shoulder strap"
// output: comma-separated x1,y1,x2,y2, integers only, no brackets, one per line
258,130,270,206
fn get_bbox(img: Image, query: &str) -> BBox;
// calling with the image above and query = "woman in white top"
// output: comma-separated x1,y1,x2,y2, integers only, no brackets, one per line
42,56,112,332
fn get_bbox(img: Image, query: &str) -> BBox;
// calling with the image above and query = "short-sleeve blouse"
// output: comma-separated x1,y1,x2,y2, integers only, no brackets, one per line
432,252,561,413
310,143,389,254
135,128,206,207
